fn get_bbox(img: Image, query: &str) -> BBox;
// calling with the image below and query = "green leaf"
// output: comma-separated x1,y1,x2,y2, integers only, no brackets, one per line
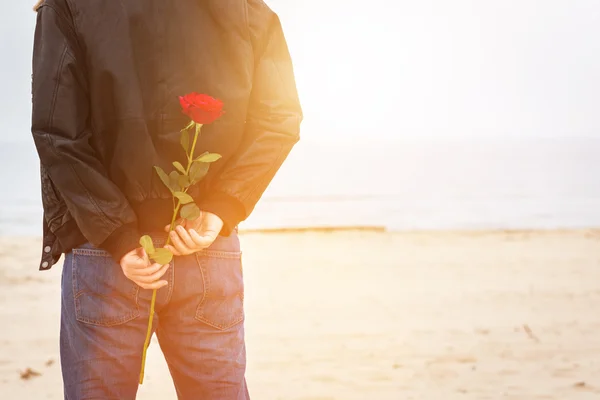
180,202,200,221
169,171,181,192
154,166,171,191
189,160,210,184
172,161,186,175
151,247,173,265
178,174,190,189
195,153,222,163
173,191,194,204
139,235,155,255
180,129,190,154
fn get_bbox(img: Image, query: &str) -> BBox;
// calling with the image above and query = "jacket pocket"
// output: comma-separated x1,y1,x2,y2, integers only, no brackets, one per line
72,246,140,326
194,249,244,330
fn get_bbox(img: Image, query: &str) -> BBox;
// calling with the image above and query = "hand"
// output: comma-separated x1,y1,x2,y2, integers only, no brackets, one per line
119,247,170,290
164,210,224,256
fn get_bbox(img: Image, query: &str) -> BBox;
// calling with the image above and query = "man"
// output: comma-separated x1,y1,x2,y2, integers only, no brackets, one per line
31,0,302,398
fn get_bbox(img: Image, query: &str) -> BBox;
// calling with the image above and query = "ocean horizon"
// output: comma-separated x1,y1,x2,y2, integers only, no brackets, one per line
2,136,599,236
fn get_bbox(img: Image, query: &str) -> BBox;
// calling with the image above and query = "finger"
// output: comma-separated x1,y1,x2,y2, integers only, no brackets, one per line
136,247,151,266
136,280,168,290
128,262,165,277
121,247,148,264
136,247,146,259
189,228,217,249
164,220,183,233
176,225,198,249
130,263,171,284
165,244,182,256
169,230,193,254
164,220,182,232
122,256,150,271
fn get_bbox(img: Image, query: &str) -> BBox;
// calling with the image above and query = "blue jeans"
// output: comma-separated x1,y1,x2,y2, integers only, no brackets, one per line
60,231,249,399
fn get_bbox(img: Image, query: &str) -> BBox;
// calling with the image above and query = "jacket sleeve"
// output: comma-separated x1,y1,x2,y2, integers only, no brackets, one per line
31,3,141,262
197,0,303,234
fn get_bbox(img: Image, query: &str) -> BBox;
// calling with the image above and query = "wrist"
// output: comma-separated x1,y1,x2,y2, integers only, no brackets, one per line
100,222,141,263
197,191,245,236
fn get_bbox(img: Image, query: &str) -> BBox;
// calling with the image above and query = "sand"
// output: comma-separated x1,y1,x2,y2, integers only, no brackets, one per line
1,229,600,399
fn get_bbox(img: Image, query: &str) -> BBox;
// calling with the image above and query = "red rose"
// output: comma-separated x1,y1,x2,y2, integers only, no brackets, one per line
179,93,224,124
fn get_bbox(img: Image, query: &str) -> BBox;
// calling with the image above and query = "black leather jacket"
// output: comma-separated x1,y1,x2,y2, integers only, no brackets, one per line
31,0,302,270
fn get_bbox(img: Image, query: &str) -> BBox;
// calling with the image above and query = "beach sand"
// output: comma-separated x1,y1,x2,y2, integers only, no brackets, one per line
1,229,600,399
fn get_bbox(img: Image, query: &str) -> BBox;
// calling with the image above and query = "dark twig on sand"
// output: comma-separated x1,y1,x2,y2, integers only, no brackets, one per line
19,368,41,380
523,324,540,342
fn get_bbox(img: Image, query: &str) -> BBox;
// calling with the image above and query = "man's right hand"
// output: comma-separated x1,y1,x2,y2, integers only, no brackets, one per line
119,248,170,290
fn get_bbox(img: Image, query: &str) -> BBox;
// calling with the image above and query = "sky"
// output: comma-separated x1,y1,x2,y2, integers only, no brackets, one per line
2,0,600,143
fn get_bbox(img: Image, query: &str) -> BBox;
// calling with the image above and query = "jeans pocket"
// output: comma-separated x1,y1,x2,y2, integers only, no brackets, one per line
72,246,140,326
194,249,244,330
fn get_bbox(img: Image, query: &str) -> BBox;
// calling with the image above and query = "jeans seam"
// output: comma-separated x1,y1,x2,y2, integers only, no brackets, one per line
72,252,140,327
194,253,244,331
71,252,78,322
195,252,208,316
201,249,242,259
165,258,175,306
72,248,110,256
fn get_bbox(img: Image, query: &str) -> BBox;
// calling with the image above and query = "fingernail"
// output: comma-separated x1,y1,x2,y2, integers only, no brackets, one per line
190,229,197,235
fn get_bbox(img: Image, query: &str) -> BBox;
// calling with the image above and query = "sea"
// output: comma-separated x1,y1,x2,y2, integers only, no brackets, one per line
1,136,599,236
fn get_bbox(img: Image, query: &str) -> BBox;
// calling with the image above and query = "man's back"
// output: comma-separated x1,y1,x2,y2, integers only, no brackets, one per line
68,0,255,129
32,0,302,266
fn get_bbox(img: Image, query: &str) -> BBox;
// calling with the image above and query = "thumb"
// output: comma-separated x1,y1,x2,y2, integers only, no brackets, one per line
136,247,146,259
135,247,151,266
120,247,142,266
190,228,217,248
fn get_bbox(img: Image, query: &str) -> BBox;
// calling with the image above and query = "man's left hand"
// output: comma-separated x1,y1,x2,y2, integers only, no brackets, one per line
164,210,223,256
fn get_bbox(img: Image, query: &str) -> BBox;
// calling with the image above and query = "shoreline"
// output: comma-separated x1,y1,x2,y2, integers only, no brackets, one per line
5,226,600,239
241,226,600,235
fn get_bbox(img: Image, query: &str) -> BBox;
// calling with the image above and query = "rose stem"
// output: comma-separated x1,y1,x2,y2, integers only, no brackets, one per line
139,122,202,384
